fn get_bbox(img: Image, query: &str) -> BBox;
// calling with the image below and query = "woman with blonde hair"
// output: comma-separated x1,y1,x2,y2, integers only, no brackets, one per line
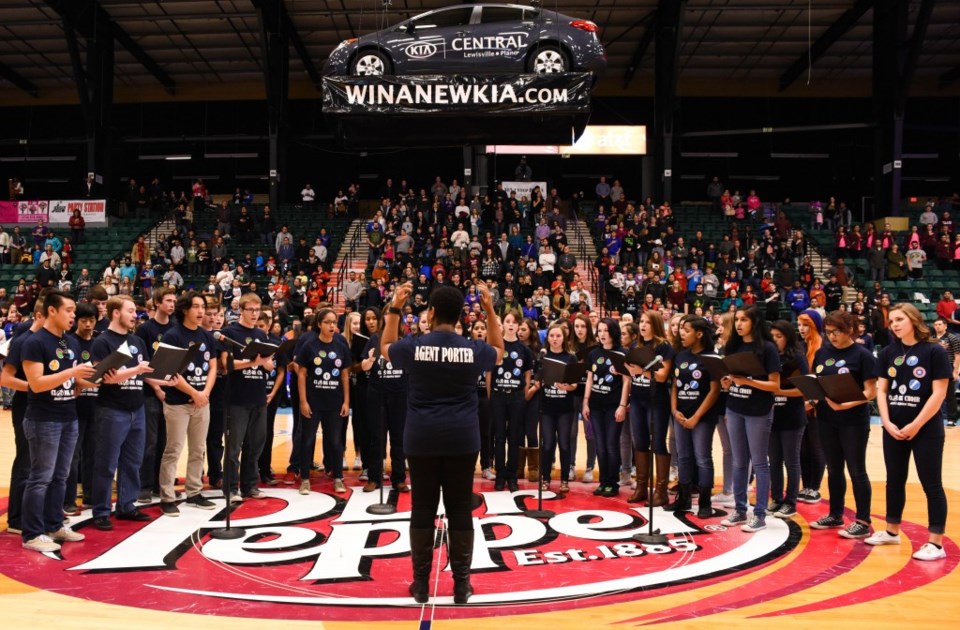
796,309,826,504
867,303,951,560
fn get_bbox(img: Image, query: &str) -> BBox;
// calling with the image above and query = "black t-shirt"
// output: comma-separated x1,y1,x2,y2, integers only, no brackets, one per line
221,321,269,406
70,333,99,403
725,342,781,416
135,317,174,400
364,332,408,394
91,329,149,411
264,333,284,398
161,324,217,406
587,347,627,409
813,342,877,426
878,340,951,431
5,328,34,408
673,348,720,422
22,328,81,422
630,340,674,402
492,339,531,396
388,331,497,456
541,350,577,414
773,352,809,431
295,334,351,412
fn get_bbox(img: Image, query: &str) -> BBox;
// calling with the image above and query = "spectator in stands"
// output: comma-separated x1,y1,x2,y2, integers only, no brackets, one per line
787,281,810,315
886,243,907,280
867,240,886,282
919,203,938,228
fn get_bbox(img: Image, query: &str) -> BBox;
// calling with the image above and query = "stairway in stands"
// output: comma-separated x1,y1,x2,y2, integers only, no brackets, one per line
328,219,368,309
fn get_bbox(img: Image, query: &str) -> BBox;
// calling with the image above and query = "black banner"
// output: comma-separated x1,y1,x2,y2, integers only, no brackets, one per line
322,73,593,115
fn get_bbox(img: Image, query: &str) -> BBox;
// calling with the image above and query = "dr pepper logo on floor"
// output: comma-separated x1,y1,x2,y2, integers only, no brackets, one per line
2,486,950,622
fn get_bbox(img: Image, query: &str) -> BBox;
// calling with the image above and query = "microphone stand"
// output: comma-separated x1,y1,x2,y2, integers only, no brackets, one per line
211,342,245,540
367,455,396,515
526,380,554,519
633,373,667,545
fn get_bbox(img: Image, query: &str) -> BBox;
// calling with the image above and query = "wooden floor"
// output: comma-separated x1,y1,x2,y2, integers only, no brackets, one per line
1,409,959,629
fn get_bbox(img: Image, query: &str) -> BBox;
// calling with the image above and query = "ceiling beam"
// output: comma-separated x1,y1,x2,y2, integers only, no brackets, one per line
623,11,658,88
778,0,873,91
0,60,39,97
900,0,934,94
44,0,175,94
283,13,323,90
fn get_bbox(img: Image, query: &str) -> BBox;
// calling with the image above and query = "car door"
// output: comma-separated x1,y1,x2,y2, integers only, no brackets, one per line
474,5,539,72
395,6,476,73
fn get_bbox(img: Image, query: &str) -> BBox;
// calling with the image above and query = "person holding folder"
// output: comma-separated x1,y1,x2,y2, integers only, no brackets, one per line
720,306,781,533
669,316,721,517
489,310,531,492
583,318,631,497
808,310,877,539
767,321,809,520
867,304,951,560
626,310,675,505
569,313,597,483
539,322,578,493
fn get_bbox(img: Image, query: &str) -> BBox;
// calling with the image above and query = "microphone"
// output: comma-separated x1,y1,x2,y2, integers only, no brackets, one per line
213,330,246,351
642,355,663,371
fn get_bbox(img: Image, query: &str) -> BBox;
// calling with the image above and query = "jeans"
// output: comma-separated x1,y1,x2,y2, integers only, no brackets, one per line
570,395,596,472
140,396,166,492
716,415,734,495
769,427,804,507
800,414,826,491
298,408,346,480
726,409,774,518
288,377,302,472
226,404,268,494
7,394,29,529
819,421,871,523
366,390,408,486
92,406,146,518
673,417,717,487
22,418,78,539
491,392,525,482
541,411,574,482
589,405,623,488
408,453,477,531
942,377,957,423
629,393,670,455
351,379,368,466
882,421,947,534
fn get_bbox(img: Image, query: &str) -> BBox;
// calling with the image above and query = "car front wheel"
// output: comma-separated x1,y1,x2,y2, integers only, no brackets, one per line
351,50,391,76
528,46,568,74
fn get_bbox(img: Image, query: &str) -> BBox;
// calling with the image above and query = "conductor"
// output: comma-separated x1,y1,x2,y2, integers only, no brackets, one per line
381,281,504,604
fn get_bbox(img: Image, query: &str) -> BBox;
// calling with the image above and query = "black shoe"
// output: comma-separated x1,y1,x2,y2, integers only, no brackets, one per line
116,508,151,522
185,494,217,510
160,502,180,517
602,485,620,497
494,479,506,491
93,516,113,531
507,480,520,492
593,486,605,496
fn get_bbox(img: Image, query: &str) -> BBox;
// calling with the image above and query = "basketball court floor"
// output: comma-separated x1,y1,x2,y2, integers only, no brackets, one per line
1,409,958,629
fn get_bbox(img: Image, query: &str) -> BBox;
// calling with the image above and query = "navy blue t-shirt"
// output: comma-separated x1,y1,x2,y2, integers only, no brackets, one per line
364,332,408,394
135,317,174,400
295,335,351,412
22,328,81,422
388,331,497,456
5,328,34,409
541,350,577,414
773,352,809,431
878,341,951,431
725,342,781,416
70,333,99,403
630,340,674,402
492,339,531,396
160,323,217,406
264,333,284,398
221,321,269,406
812,342,877,426
91,329,149,411
587,347,627,409
674,348,721,422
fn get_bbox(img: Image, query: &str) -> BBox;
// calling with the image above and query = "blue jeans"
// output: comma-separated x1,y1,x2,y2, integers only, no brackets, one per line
725,409,773,518
22,418,78,539
673,417,717,487
769,427,804,507
589,405,623,488
92,406,146,518
541,411,575,482
630,393,670,455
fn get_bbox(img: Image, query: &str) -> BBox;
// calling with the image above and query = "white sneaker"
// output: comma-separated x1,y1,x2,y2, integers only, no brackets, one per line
568,465,576,481
47,526,85,542
352,457,362,470
482,468,496,481
619,470,634,487
582,469,594,483
229,492,244,504
23,534,61,552
333,479,347,493
865,530,901,546
713,492,736,508
299,480,311,495
912,542,946,561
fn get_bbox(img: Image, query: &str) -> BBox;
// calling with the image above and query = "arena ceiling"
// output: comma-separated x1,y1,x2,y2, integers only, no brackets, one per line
0,0,958,104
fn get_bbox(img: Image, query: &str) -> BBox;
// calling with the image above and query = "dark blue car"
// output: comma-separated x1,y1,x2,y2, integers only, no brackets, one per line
323,3,606,78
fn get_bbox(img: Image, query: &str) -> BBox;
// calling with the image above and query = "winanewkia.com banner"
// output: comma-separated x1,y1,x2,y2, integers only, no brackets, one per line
322,73,593,115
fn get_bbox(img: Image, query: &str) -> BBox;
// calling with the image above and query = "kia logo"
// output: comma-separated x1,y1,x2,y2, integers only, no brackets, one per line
405,42,438,59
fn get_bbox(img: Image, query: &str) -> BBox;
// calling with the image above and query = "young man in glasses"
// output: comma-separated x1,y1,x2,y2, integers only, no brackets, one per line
219,292,275,502
20,291,97,552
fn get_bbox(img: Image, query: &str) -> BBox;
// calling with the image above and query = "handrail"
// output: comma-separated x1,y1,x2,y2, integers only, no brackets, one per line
568,199,602,316
333,219,363,307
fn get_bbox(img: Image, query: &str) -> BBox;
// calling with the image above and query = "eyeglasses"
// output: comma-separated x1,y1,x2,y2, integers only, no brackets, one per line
824,329,844,337
242,307,261,313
